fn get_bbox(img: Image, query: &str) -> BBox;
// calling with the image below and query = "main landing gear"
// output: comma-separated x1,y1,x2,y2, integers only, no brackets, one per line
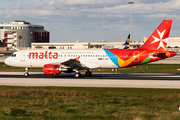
23,67,92,78
74,70,92,78
85,70,92,77
24,67,29,77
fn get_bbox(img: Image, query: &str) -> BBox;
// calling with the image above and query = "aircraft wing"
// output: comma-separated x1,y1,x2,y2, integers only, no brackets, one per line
61,58,87,70
58,57,100,70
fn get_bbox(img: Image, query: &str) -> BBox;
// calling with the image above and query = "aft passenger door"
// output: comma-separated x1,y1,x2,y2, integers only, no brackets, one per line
133,51,139,62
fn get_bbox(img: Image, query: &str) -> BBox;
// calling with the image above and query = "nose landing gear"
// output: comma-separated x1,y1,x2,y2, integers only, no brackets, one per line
24,67,29,76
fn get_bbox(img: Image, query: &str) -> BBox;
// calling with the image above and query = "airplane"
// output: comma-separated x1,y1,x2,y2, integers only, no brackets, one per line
102,34,130,49
4,20,176,78
123,34,130,46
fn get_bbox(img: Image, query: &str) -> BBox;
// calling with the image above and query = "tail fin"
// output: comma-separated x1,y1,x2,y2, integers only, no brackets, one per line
123,34,130,45
138,20,173,51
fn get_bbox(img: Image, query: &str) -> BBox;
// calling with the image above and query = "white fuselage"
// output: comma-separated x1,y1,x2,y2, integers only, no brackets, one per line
4,49,118,69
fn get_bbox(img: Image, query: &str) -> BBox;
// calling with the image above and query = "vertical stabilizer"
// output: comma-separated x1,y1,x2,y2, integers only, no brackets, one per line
123,34,130,46
138,20,173,51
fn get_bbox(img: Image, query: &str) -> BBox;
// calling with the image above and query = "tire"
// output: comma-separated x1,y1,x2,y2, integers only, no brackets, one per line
85,71,92,77
24,73,29,77
75,72,81,78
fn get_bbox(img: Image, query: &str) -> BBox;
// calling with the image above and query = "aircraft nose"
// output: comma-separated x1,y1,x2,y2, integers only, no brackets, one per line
4,57,11,66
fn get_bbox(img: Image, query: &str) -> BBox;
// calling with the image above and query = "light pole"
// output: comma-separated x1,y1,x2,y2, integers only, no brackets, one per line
128,2,134,42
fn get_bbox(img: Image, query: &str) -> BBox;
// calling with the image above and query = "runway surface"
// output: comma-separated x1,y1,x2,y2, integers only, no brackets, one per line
0,72,180,88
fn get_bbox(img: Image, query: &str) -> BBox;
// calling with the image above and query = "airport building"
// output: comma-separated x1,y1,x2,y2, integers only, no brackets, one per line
0,20,49,48
31,39,142,49
31,37,180,52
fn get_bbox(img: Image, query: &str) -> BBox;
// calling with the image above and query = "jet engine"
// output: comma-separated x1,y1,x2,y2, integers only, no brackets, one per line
43,64,71,75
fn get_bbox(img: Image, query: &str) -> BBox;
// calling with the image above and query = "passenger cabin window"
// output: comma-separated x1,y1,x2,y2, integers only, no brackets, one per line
11,54,16,57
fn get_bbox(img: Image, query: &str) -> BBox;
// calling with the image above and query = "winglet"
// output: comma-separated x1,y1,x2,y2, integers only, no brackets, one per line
75,56,80,62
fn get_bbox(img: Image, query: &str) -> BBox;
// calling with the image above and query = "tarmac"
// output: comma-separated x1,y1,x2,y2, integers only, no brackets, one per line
0,72,180,88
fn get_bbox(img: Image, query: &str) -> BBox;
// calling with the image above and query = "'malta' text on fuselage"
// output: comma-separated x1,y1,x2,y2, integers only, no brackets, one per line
29,51,58,59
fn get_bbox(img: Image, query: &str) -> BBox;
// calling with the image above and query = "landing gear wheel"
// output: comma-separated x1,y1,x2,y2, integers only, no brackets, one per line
24,67,29,77
85,71,92,77
24,72,29,77
75,72,81,78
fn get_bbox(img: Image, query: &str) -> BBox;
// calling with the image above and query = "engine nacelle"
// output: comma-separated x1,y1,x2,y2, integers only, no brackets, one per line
43,64,60,75
43,64,71,75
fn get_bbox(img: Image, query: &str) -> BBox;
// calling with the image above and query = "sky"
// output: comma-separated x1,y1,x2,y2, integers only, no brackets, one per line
0,0,180,43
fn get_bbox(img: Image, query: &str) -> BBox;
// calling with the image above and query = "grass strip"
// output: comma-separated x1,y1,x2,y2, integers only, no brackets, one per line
0,86,180,119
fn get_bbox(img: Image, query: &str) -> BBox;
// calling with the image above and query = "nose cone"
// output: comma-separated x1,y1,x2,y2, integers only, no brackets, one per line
4,57,11,66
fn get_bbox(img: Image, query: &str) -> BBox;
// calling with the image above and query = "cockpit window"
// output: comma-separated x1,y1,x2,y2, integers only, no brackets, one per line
11,54,16,57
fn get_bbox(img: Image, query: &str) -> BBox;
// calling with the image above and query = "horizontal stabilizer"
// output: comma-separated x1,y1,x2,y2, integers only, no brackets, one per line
151,51,176,58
